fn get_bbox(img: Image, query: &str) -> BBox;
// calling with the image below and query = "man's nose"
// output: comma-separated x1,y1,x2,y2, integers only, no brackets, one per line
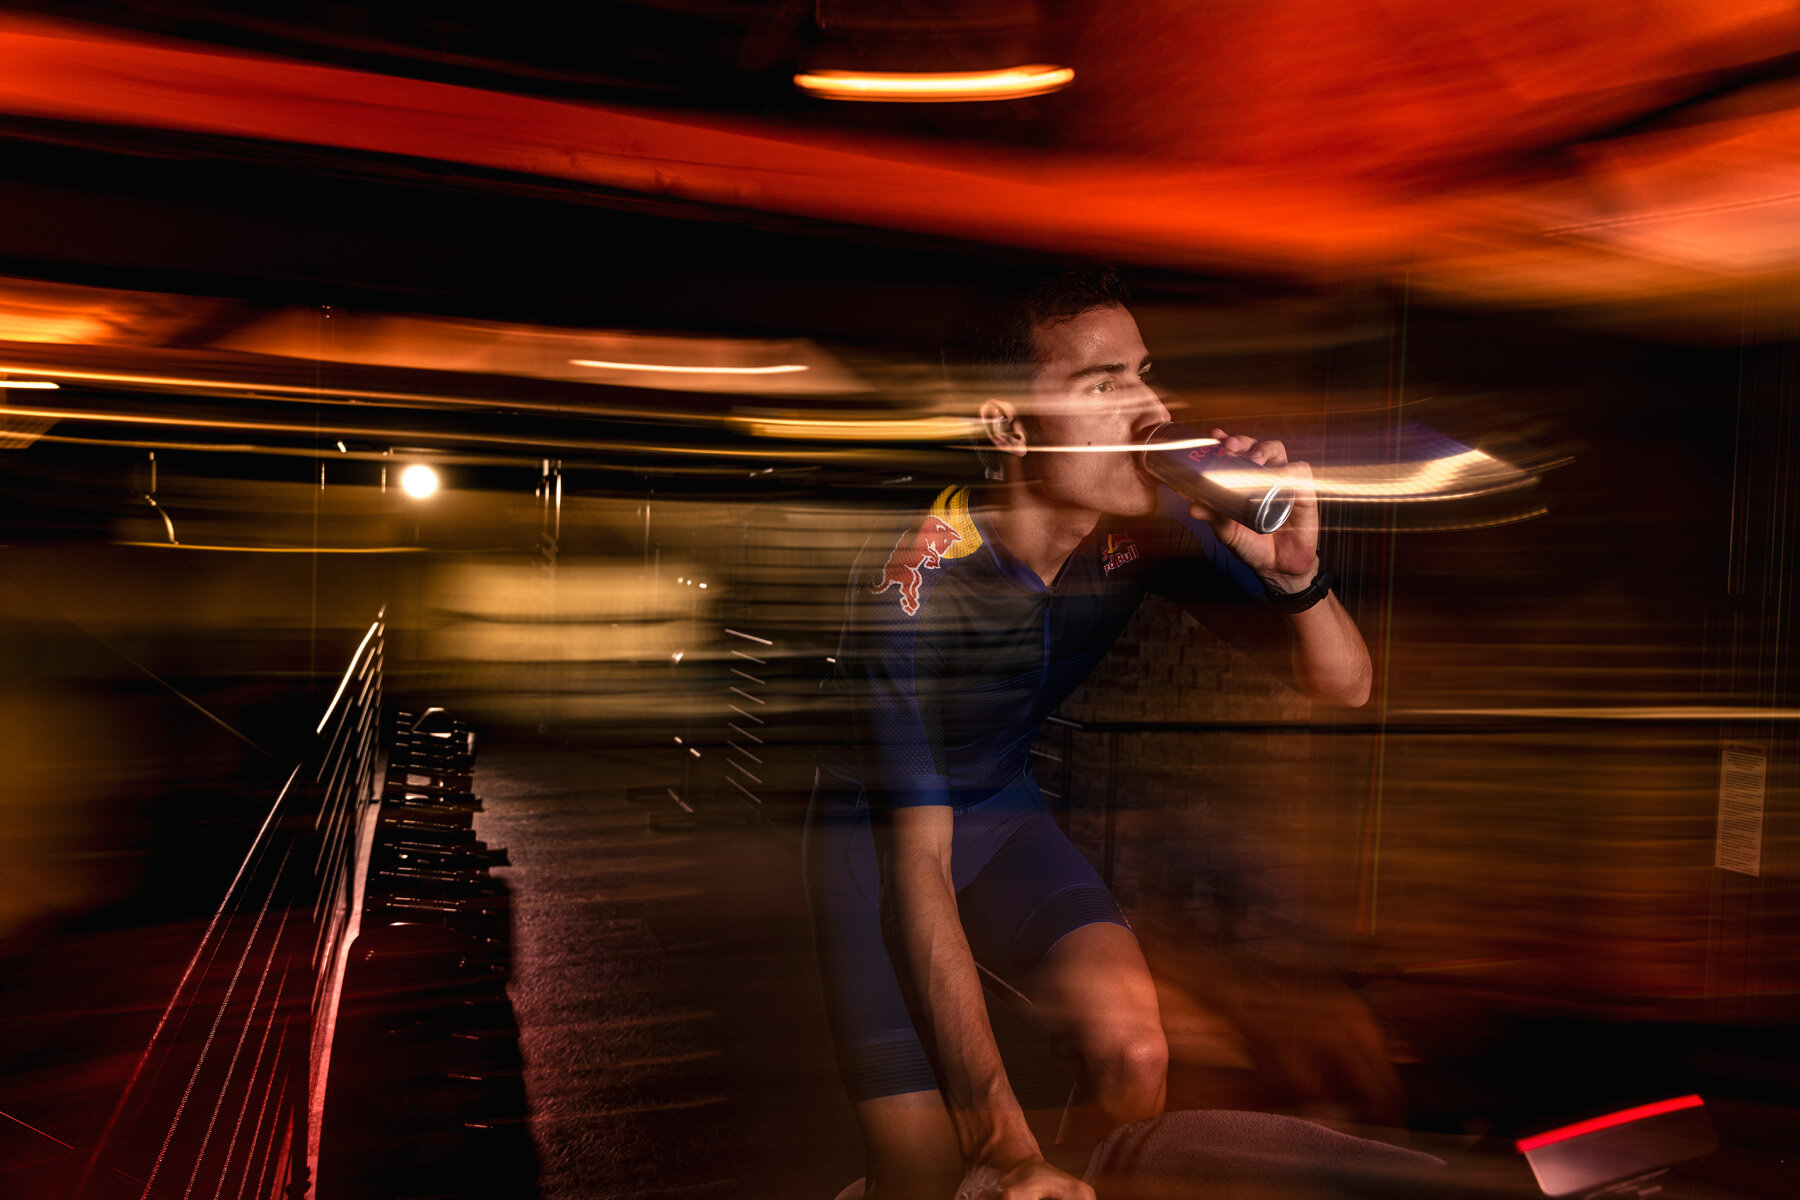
1132,387,1172,434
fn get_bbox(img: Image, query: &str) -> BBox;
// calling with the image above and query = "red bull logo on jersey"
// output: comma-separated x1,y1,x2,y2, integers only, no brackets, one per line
1102,532,1139,575
871,515,962,615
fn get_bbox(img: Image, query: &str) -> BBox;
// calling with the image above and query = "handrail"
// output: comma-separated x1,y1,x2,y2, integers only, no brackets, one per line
74,610,386,1200
1045,706,1792,735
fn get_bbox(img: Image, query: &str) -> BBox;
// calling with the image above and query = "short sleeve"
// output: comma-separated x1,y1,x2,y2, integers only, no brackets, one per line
825,525,954,810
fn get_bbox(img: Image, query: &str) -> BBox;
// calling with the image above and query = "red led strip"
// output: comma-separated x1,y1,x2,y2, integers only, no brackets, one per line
1516,1095,1704,1153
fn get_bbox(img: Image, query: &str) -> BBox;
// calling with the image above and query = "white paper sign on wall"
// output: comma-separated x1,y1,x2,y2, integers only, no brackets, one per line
1715,742,1767,877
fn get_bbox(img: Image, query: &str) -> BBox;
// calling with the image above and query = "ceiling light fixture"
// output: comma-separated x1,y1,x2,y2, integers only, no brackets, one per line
794,64,1073,102
400,463,440,499
570,358,808,375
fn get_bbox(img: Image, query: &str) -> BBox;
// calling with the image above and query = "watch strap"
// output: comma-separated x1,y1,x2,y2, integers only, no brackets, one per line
1264,568,1334,614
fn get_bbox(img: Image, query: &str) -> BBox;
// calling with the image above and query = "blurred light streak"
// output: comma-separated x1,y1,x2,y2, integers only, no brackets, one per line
1389,706,1800,721
1292,449,1538,503
316,615,384,735
0,1107,76,1152
570,359,808,376
216,309,864,394
793,64,1074,102
13,5,1800,320
30,430,547,469
0,379,57,388
729,412,974,441
1025,435,1222,454
3,403,946,463
0,14,1438,278
1328,508,1549,531
115,543,427,553
0,361,723,423
1516,1095,1704,1153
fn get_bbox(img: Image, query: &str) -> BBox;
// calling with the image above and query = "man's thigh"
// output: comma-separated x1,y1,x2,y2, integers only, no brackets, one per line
954,804,1131,983
1022,922,1161,1050
953,807,1159,1063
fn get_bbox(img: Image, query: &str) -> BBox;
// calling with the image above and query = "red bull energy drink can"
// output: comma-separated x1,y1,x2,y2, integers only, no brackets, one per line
1139,420,1295,535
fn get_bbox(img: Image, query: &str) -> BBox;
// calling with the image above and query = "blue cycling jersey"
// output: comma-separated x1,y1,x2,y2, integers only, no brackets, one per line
818,483,1276,810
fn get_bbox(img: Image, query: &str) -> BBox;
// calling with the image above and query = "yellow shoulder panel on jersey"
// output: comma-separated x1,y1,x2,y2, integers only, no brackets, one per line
929,485,982,560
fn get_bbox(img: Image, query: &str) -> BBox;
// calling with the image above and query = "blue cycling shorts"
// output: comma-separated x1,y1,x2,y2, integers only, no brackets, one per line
802,770,1131,1100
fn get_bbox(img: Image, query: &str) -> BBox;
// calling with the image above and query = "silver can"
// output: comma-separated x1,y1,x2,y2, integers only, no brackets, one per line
1139,421,1296,534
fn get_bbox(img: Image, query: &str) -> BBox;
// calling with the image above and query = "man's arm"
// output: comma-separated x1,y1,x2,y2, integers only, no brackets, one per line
874,806,1095,1200
1272,581,1371,708
1195,429,1372,708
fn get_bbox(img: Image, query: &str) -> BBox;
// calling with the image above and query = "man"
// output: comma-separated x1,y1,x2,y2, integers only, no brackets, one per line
806,265,1371,1200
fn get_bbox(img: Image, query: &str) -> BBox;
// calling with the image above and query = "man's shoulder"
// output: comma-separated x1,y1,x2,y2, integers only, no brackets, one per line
857,484,987,619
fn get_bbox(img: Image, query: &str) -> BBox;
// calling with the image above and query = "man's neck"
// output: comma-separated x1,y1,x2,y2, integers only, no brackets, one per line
978,483,1100,587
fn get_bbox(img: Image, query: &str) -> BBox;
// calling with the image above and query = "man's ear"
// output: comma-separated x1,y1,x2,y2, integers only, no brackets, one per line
979,398,1027,458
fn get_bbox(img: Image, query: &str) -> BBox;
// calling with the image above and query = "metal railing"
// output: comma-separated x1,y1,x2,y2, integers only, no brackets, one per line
74,611,385,1200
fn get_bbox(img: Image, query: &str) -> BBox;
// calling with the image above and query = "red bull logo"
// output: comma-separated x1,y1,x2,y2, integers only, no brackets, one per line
1102,532,1139,575
871,515,962,615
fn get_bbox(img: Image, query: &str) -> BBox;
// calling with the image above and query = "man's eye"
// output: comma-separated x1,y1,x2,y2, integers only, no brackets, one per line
1091,379,1114,394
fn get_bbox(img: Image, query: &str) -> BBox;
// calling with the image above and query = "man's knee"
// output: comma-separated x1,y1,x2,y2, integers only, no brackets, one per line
1085,1022,1168,1120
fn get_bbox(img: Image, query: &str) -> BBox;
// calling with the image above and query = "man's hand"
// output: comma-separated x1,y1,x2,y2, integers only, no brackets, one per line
1187,428,1320,592
955,1158,1094,1200
1188,428,1372,706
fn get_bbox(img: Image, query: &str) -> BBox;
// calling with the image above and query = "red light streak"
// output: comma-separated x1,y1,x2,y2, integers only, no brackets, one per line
1516,1095,1704,1153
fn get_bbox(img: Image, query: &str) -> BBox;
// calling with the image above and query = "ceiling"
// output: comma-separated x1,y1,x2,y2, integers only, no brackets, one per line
4,4,1800,339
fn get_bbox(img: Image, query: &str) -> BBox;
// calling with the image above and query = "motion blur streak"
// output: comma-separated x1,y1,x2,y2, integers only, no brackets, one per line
1028,437,1223,454
792,65,1075,102
1392,707,1800,722
0,363,717,422
11,9,1800,318
2,404,942,464
569,360,808,376
215,309,864,395
1296,449,1537,503
727,413,974,441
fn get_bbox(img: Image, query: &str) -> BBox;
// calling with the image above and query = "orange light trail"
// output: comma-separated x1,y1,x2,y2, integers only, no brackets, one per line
2,403,944,462
793,64,1075,103
570,359,808,376
0,361,714,423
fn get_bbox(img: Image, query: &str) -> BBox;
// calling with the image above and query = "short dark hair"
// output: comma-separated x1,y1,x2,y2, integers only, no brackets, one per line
943,263,1130,478
942,262,1130,392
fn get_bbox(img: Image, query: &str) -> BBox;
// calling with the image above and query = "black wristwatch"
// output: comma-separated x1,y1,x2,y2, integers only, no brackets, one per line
1264,567,1334,615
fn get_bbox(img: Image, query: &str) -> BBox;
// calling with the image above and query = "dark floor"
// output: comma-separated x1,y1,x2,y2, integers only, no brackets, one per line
473,740,863,1200
7,731,1800,1200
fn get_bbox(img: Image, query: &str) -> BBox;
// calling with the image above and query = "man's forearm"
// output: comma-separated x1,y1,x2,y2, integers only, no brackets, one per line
1284,592,1372,707
878,848,1039,1166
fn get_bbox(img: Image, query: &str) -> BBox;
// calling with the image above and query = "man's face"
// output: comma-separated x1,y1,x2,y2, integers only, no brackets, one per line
1020,303,1170,516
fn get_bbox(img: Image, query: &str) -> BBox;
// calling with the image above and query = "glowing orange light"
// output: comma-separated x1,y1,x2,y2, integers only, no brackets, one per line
570,358,808,376
0,379,58,388
400,463,439,499
730,413,973,441
794,64,1074,103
